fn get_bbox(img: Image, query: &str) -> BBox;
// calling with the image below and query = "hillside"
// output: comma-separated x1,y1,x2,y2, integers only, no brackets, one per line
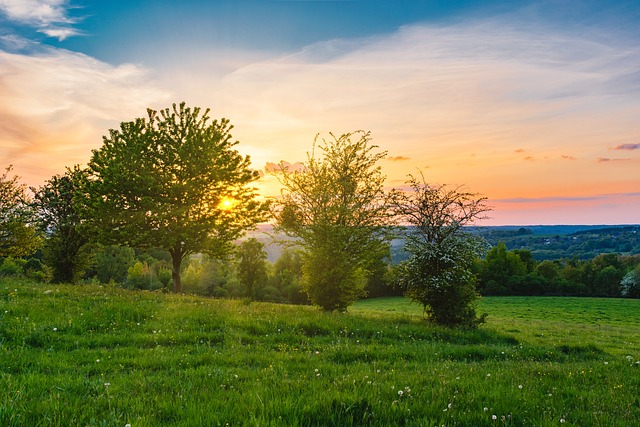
244,224,640,262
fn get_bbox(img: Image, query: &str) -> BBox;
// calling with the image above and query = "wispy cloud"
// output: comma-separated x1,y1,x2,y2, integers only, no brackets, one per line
387,156,410,162
612,143,640,150
0,47,170,185
496,193,640,204
597,157,631,162
0,0,80,40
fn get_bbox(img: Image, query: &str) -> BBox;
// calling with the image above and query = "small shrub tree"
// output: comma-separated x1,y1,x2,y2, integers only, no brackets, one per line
393,173,490,327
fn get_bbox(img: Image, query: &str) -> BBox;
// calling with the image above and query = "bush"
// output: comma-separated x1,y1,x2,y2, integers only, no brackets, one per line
0,257,23,276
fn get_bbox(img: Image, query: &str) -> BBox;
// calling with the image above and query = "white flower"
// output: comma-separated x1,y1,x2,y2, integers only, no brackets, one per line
398,390,403,396
53,327,57,331
560,419,566,423
96,359,100,363
486,373,491,377
492,415,497,420
484,407,488,411
518,385,523,389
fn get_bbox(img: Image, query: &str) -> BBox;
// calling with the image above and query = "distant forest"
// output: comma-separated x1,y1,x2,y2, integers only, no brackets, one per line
468,225,640,261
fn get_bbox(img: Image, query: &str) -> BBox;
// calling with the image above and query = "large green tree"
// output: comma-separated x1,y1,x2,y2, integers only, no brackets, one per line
32,166,90,283
393,174,490,327
81,103,269,292
0,166,41,257
272,131,394,311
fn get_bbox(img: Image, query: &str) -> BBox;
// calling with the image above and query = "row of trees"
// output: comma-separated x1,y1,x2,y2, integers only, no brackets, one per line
475,243,640,298
0,102,489,327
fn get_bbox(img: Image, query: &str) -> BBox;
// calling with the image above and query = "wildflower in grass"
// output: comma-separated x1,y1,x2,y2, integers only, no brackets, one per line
492,415,497,420
560,419,566,423
604,362,608,365
53,327,57,331
518,384,523,389
398,390,403,396
484,407,488,412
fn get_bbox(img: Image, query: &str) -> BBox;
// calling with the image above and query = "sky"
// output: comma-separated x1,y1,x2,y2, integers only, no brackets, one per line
1,0,639,226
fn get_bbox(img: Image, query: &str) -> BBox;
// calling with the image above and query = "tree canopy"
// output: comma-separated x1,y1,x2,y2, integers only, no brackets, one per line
81,103,269,292
393,173,490,327
272,131,394,311
0,165,41,257
32,166,90,283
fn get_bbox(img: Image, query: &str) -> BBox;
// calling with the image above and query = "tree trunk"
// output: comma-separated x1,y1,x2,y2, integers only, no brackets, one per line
170,249,183,293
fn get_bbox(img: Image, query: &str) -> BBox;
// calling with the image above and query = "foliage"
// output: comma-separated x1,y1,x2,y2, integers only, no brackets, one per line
270,248,307,304
0,165,41,257
81,103,269,292
1,281,639,426
272,131,394,311
234,238,268,300
392,173,490,327
126,261,164,290
476,246,640,298
621,265,640,298
92,245,136,284
32,166,91,283
474,225,640,260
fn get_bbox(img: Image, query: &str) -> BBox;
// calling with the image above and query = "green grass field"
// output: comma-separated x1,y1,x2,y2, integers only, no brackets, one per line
1,278,639,426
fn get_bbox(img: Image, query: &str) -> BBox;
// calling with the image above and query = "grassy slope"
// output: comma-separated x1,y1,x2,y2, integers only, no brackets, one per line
1,278,639,426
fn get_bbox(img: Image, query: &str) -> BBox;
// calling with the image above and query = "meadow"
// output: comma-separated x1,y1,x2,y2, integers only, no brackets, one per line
1,278,639,426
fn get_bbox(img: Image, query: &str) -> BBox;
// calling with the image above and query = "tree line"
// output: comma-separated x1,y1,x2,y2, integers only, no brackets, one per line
2,102,637,328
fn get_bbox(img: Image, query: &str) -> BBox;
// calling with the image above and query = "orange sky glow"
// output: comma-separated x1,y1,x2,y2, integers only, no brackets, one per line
1,1,639,225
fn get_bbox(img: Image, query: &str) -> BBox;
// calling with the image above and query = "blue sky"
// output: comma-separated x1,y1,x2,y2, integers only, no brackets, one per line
1,0,639,224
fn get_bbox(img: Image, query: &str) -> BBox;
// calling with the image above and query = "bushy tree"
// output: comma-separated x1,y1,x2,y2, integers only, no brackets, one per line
0,166,41,257
272,131,394,311
621,265,640,298
393,174,490,327
93,245,136,284
81,103,269,292
271,248,307,304
32,166,90,283
235,238,268,300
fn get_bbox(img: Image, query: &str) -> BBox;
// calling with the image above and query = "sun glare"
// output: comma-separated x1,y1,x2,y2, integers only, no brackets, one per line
219,197,236,211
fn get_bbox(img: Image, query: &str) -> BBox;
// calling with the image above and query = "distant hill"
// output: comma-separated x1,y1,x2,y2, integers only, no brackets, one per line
242,224,640,262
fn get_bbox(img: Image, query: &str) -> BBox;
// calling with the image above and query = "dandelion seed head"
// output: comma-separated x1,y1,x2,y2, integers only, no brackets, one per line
398,390,403,396
492,415,497,420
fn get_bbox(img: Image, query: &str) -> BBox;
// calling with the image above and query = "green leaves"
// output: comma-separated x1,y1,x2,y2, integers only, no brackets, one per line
272,131,393,311
82,103,269,292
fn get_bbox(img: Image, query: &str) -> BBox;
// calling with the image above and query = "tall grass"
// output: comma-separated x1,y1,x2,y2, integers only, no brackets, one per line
1,277,639,426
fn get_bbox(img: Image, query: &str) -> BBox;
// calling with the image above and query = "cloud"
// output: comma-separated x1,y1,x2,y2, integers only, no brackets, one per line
515,149,525,153
612,143,640,150
561,155,576,160
387,156,410,162
264,161,306,173
496,192,640,204
0,0,80,40
597,157,631,162
0,47,170,186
